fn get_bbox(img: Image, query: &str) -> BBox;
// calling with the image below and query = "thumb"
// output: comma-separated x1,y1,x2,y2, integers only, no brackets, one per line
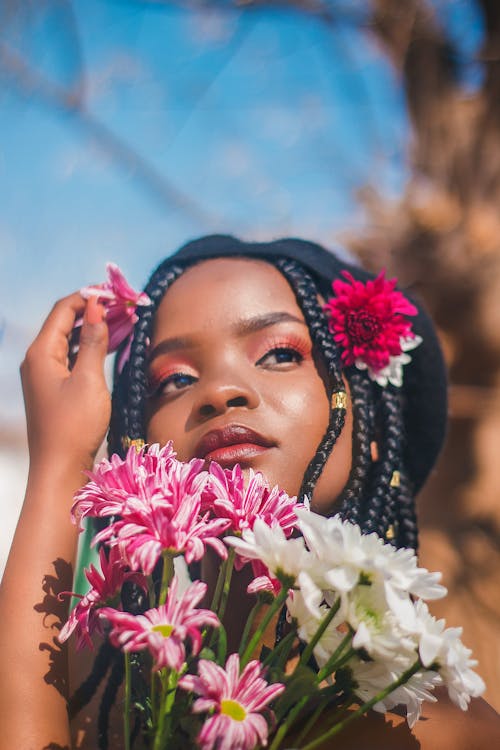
73,296,109,374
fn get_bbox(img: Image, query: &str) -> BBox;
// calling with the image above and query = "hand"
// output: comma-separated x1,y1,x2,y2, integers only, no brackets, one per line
21,293,111,473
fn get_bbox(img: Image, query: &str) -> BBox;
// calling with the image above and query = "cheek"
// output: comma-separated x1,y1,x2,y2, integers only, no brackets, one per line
311,387,353,514
272,370,330,438
145,403,190,460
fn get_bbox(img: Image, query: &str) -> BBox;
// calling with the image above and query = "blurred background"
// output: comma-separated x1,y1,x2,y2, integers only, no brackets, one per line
1,0,499,708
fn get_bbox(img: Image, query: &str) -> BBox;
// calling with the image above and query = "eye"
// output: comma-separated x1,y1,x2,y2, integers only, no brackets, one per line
256,346,304,368
149,372,197,398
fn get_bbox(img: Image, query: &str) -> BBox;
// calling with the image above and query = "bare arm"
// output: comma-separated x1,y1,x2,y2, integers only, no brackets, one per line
0,294,110,750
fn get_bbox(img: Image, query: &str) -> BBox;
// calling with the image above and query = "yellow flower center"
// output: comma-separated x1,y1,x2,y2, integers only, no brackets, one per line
220,699,246,721
152,623,174,638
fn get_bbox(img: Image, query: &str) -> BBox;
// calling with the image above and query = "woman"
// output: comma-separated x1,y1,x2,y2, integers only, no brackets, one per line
0,235,498,749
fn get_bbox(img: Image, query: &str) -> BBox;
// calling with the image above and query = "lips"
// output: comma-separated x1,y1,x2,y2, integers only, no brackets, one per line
194,424,275,465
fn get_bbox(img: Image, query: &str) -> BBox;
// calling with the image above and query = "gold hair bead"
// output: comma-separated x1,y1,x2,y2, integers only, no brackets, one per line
385,524,395,540
331,391,347,410
390,470,401,488
122,436,146,451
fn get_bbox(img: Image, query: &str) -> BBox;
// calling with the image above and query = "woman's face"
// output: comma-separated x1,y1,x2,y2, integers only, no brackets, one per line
146,257,352,512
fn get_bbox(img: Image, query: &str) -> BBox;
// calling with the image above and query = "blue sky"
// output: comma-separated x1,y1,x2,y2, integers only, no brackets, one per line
0,0,487,419
0,0,416,423
0,1,485,570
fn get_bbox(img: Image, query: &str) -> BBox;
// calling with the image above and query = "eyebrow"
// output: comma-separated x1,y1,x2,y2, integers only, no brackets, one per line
148,311,307,363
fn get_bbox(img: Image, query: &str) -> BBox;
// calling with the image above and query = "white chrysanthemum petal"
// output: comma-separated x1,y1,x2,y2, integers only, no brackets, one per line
419,631,446,668
354,335,423,387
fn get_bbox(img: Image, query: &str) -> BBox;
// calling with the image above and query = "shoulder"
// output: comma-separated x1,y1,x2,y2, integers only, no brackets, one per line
286,691,500,750
409,690,500,750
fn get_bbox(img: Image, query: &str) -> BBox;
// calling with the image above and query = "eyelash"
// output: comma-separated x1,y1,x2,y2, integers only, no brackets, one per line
148,371,198,399
255,336,309,367
149,337,309,398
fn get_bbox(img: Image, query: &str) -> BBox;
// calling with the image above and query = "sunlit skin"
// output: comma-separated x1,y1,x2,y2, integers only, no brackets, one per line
146,257,353,511
2,258,499,750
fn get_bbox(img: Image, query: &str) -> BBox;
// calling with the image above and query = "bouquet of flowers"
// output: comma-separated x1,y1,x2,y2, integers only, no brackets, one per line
60,443,484,750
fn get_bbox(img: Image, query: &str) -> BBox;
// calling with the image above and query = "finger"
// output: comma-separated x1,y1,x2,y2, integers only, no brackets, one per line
72,296,109,377
35,292,87,364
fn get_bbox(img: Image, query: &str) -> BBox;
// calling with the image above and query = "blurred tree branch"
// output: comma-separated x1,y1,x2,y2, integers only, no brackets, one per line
0,0,216,225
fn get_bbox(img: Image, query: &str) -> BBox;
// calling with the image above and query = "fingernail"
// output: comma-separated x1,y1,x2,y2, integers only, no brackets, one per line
85,296,105,325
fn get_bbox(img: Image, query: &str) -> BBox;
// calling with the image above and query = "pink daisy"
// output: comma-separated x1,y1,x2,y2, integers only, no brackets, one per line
72,443,177,524
100,577,219,671
324,270,418,373
80,262,151,370
179,653,285,750
58,546,146,650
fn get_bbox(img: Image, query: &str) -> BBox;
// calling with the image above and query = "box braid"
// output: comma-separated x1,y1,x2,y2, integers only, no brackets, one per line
108,260,186,456
79,252,419,743
271,258,418,551
361,387,405,538
336,371,376,527
396,470,419,550
273,257,347,502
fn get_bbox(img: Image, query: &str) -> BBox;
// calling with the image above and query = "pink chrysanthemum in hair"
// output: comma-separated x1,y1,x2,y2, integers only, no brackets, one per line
72,443,177,524
94,458,230,573
81,262,151,370
58,546,146,650
324,270,421,387
179,653,285,750
100,577,219,671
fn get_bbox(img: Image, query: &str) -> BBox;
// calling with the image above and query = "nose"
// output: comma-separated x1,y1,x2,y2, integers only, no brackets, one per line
192,364,260,421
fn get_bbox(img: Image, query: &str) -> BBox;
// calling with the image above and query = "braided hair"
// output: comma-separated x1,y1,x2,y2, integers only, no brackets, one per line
109,253,415,546
75,243,422,745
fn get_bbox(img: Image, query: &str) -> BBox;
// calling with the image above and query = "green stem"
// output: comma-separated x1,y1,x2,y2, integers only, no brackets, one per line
152,669,169,750
239,586,289,669
161,669,179,744
210,555,228,613
299,598,340,668
124,653,131,750
268,694,312,750
150,669,158,728
217,547,235,622
293,698,329,747
238,599,264,658
158,552,174,606
263,628,296,671
152,668,180,750
301,659,423,750
328,646,356,674
217,622,228,665
316,633,354,683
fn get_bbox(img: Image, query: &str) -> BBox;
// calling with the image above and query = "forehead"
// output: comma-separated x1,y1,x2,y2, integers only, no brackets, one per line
151,257,304,337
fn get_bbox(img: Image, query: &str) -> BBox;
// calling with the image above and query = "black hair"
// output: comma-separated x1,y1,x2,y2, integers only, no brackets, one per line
73,242,422,745
109,252,415,545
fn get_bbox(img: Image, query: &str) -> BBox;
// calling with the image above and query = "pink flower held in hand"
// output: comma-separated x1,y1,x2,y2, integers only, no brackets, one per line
100,577,219,671
80,262,151,370
179,653,284,750
58,546,146,650
324,270,420,386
